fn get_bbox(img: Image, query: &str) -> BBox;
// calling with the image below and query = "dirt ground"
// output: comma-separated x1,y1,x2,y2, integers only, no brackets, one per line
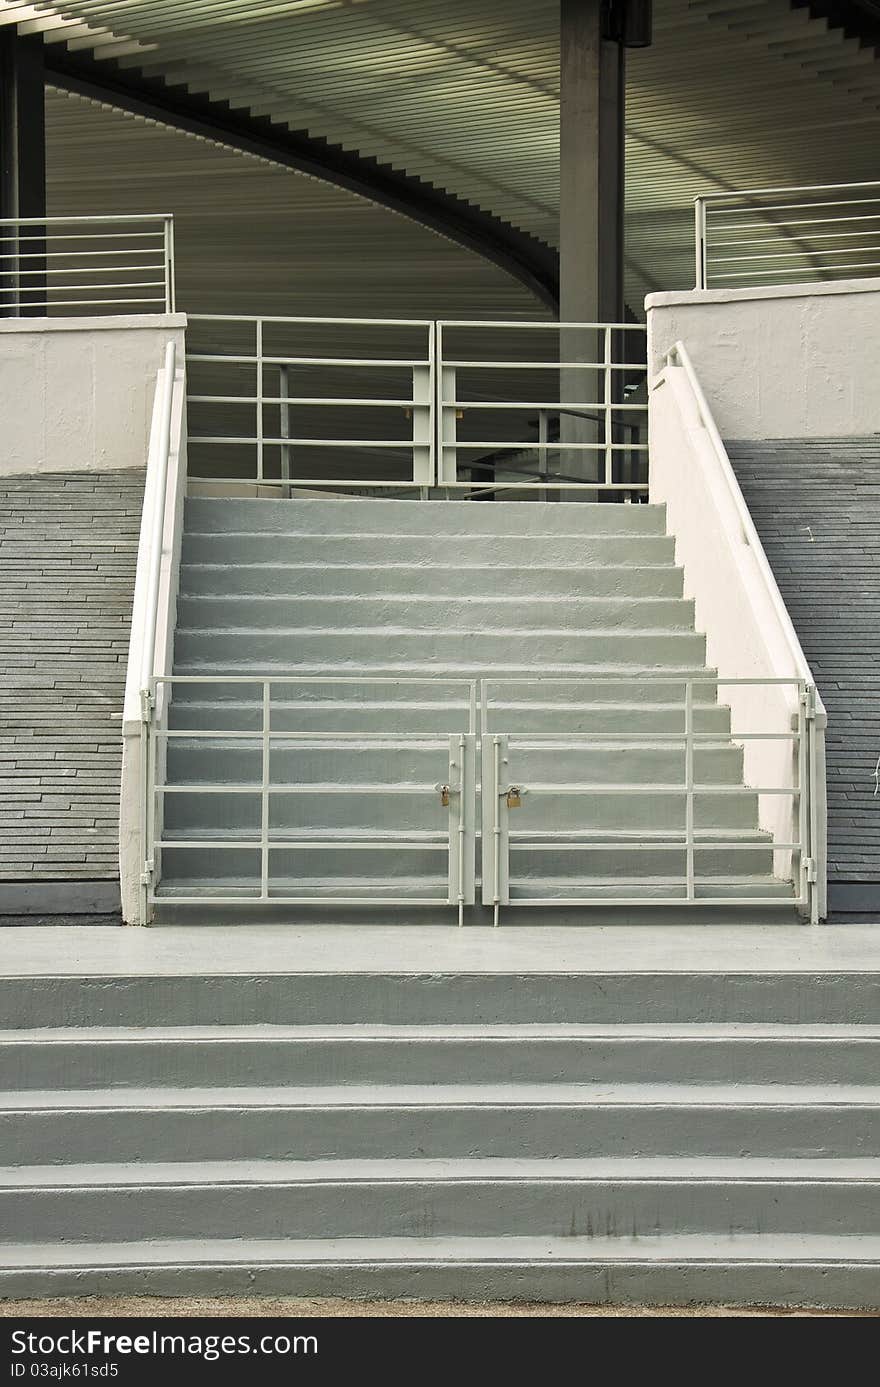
0,1296,869,1317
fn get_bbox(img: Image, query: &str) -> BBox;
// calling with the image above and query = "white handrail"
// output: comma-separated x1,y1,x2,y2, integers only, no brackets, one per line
140,340,177,696
665,341,825,714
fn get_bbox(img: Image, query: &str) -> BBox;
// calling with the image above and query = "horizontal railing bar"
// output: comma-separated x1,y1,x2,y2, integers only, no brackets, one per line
190,436,419,448
504,896,804,907
156,784,443,795
709,223,880,243
440,361,643,371
0,248,166,261
4,262,165,277
156,730,460,742
518,785,798,796
442,441,649,451
186,395,416,407
185,354,429,368
444,400,646,411
0,279,164,293
709,245,880,265
712,262,880,280
156,839,448,849
483,676,804,687
156,675,476,687
438,319,647,330
511,841,801,851
188,313,434,327
150,895,454,906
700,181,880,204
0,296,166,308
707,198,880,217
186,476,649,491
491,731,800,742
0,214,172,226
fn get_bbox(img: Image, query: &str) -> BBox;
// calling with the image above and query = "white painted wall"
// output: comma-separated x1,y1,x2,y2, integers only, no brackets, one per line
0,314,187,475
646,278,880,440
649,350,827,920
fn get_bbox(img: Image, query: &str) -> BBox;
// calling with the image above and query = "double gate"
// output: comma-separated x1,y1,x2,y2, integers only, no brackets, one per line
144,674,822,922
184,315,648,496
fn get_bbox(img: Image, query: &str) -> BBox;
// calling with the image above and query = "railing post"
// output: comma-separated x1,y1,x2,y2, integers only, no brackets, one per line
685,679,695,900
694,197,708,289
279,363,291,499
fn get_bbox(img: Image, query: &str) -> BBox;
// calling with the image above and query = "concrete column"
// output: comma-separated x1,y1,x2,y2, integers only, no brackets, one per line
0,30,47,316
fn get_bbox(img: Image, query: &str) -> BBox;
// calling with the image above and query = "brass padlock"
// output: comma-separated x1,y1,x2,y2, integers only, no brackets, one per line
506,786,522,809
439,784,450,807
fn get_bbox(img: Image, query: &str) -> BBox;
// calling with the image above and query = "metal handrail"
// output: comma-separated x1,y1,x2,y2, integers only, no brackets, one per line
695,181,880,290
664,341,824,713
140,341,177,697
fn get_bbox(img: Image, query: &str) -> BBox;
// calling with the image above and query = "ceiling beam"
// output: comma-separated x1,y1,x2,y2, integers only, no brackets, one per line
44,47,561,312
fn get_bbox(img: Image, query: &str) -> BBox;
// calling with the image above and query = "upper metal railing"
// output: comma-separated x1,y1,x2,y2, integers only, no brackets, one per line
0,214,175,316
185,315,648,495
695,182,880,290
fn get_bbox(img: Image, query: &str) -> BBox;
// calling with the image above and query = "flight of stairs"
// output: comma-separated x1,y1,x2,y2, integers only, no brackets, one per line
156,496,792,912
1,957,879,1307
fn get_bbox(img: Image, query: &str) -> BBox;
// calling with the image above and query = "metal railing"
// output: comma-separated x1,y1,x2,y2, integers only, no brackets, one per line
695,182,880,290
144,675,478,924
0,214,175,316
437,320,648,494
185,314,435,491
184,316,648,494
481,675,823,925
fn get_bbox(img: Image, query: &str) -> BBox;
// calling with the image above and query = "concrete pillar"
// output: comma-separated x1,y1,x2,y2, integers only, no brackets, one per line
0,30,47,316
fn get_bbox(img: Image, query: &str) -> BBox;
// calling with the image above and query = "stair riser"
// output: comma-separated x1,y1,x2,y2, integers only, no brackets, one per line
176,595,696,633
8,1179,880,1242
163,743,745,785
174,630,708,668
0,1259,874,1308
5,975,879,1028
162,790,762,834
4,1106,880,1164
183,498,668,537
167,703,732,736
181,534,677,566
180,564,686,599
4,1039,878,1089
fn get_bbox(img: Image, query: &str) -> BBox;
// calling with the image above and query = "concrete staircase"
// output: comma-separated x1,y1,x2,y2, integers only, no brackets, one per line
0,470,144,916
1,942,879,1307
157,496,791,911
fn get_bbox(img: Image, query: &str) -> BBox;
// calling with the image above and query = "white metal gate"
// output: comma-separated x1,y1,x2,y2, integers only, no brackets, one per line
143,675,477,923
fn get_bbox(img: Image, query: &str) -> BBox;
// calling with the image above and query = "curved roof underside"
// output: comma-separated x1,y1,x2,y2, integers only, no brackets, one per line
5,0,880,314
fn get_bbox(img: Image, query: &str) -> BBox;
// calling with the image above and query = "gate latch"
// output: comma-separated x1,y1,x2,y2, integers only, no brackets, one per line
435,782,460,807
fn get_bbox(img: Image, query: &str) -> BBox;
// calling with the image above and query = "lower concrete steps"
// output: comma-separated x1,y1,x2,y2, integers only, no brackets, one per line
2,926,879,1305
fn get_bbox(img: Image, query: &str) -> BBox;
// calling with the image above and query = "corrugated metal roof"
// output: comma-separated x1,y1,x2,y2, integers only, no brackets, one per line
44,87,548,321
14,0,880,311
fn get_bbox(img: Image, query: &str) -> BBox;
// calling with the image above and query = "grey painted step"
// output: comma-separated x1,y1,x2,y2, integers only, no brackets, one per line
8,1157,880,1242
181,532,677,566
3,1084,880,1163
183,496,668,537
173,627,708,668
177,593,697,632
180,562,686,599
1,1233,878,1306
164,740,745,785
4,1024,878,1089
162,788,763,835
167,699,733,736
5,972,880,1029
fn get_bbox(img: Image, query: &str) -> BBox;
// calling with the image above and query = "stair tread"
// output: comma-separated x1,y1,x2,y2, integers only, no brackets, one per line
4,1023,880,1041
3,1233,880,1269
7,1082,880,1109
5,1156,880,1189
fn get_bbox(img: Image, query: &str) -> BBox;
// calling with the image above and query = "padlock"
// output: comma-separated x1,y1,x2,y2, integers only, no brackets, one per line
506,786,522,809
439,784,450,807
